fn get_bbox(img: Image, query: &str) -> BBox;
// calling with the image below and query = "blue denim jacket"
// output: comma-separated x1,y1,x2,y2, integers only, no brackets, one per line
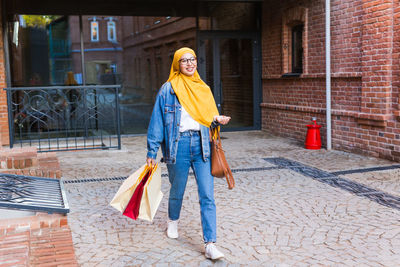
147,82,212,164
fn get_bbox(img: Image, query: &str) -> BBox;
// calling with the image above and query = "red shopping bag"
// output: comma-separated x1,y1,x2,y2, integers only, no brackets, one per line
123,168,151,220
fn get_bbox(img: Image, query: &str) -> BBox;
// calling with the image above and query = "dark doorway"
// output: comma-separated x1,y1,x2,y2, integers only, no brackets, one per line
197,31,261,130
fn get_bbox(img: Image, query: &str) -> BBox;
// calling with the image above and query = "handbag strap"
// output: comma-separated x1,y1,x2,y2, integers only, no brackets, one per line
224,166,235,189
211,127,222,144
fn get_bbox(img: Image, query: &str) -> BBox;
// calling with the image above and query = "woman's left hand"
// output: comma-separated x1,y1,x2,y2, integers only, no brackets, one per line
214,115,231,125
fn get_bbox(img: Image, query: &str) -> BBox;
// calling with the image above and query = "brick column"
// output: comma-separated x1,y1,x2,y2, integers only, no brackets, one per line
360,0,394,119
0,1,10,146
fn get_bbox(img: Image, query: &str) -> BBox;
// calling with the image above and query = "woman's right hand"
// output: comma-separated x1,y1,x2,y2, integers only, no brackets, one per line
146,157,157,167
214,115,231,125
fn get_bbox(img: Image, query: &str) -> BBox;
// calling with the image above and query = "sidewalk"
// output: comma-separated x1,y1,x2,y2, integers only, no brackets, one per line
59,131,400,266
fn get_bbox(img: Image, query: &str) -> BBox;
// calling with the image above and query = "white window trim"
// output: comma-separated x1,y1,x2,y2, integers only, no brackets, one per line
107,21,116,42
91,20,99,42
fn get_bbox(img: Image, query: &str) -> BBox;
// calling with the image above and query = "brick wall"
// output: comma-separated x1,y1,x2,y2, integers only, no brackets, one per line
394,0,400,120
0,147,62,178
0,0,10,146
261,0,400,161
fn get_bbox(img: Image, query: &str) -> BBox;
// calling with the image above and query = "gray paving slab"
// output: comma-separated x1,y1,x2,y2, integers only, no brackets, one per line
58,131,400,266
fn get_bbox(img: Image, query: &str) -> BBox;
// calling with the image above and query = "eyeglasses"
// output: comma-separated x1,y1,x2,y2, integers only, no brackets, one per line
179,57,197,65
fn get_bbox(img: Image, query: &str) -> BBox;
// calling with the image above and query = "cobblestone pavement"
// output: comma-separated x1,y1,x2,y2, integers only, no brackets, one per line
58,131,400,266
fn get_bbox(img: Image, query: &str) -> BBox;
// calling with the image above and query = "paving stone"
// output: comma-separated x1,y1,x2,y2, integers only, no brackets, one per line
58,132,400,265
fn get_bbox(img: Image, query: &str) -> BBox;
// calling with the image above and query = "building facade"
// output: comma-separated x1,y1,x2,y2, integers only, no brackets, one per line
261,0,400,161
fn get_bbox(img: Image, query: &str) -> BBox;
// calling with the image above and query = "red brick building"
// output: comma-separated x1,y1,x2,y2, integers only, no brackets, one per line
68,15,124,85
0,0,399,162
121,16,198,103
261,0,400,161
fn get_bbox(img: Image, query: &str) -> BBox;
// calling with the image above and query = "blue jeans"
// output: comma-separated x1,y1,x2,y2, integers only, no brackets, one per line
167,130,217,243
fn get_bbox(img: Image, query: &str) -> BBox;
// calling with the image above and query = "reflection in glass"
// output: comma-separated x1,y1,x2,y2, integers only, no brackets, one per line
107,20,116,42
62,15,196,134
10,15,66,86
9,5,258,135
91,20,99,42
219,39,253,128
204,39,214,99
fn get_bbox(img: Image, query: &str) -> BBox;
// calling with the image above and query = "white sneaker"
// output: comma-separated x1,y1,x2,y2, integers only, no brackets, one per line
167,220,178,239
205,243,224,260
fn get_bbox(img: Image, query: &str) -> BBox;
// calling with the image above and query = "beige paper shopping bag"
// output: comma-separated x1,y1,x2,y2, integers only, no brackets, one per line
110,164,149,212
138,163,163,221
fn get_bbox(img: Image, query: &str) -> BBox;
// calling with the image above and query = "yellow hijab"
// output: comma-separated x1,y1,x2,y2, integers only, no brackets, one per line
167,47,219,127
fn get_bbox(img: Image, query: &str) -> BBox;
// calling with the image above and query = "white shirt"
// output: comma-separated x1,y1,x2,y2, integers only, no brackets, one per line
179,105,200,132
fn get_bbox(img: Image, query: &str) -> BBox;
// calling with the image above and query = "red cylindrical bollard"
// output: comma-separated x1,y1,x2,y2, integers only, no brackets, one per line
305,118,321,149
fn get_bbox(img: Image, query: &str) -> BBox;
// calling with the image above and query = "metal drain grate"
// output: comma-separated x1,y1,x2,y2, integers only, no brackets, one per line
331,165,400,176
63,176,128,184
0,173,69,214
62,166,282,184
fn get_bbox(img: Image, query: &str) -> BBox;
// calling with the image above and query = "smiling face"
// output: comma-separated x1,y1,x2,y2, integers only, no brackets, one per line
179,53,197,77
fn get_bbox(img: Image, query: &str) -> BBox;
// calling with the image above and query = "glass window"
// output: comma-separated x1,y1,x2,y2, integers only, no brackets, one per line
107,20,116,42
91,20,99,42
110,63,117,73
8,13,258,134
9,15,73,86
292,24,303,74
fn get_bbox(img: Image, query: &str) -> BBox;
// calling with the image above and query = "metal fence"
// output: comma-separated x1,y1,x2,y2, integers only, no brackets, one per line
4,85,121,152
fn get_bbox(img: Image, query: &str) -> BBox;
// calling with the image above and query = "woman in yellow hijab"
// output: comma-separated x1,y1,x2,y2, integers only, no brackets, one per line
147,47,230,260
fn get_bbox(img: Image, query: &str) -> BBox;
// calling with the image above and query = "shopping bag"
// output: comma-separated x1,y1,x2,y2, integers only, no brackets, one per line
110,163,163,222
138,163,163,221
110,164,149,212
123,169,151,219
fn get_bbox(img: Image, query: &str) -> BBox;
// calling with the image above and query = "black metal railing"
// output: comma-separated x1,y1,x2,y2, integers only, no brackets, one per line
0,173,69,214
4,85,121,152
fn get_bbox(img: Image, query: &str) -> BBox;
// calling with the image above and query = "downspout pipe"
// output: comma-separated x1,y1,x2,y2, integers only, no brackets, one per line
325,0,332,150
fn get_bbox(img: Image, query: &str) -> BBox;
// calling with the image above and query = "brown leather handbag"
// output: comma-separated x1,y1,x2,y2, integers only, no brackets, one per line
210,128,235,189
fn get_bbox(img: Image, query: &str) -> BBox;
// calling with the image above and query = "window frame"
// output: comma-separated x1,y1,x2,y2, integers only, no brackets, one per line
91,20,99,42
281,6,308,77
291,24,303,74
107,20,117,42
